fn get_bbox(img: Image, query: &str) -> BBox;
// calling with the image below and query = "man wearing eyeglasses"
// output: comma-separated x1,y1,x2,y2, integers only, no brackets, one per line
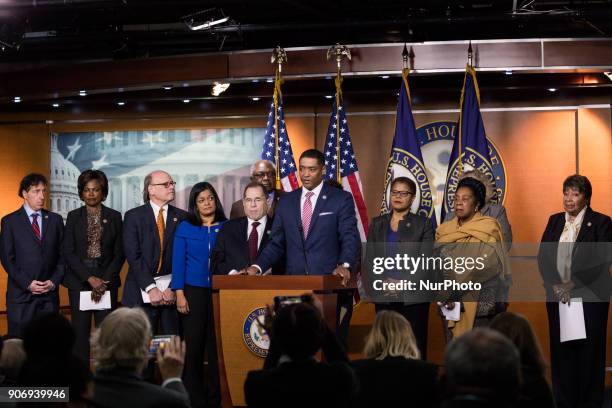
211,181,283,276
229,160,282,219
122,170,188,335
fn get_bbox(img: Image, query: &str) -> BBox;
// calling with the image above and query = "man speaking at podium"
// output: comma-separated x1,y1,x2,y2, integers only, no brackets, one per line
244,149,360,341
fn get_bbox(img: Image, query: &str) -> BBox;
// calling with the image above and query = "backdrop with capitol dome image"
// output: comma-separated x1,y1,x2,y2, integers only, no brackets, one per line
50,128,265,219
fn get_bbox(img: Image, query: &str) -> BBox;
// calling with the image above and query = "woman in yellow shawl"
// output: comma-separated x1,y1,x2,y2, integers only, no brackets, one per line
436,177,508,339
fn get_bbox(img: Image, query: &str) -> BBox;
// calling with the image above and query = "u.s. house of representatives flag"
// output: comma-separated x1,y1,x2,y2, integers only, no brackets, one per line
261,100,299,191
381,69,437,228
442,65,498,220
323,97,369,242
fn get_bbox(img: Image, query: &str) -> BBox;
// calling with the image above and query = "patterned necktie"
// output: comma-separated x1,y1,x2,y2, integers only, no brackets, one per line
31,213,41,243
248,221,260,264
156,208,165,274
301,191,314,239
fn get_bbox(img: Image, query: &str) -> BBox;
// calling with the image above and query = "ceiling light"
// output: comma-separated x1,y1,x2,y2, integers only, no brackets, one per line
381,75,390,79
505,70,513,75
52,103,60,108
604,72,612,82
325,95,333,99
251,97,260,101
184,9,230,31
183,99,191,104
548,88,557,92
79,90,87,96
251,79,260,83
117,101,125,106
163,86,173,90
188,16,229,31
266,78,274,83
13,96,21,103
211,81,230,96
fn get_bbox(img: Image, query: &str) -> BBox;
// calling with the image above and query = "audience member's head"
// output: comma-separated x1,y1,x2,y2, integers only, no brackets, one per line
18,314,92,405
93,307,151,372
444,328,520,404
272,302,326,361
490,312,546,375
363,310,420,360
0,338,26,385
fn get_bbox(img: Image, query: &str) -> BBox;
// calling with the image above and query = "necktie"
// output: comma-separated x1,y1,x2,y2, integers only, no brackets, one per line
31,213,41,243
301,191,314,239
248,221,260,264
156,208,165,274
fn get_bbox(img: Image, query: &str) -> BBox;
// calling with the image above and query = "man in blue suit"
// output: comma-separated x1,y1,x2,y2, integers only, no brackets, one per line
122,170,187,335
0,173,64,337
247,149,360,281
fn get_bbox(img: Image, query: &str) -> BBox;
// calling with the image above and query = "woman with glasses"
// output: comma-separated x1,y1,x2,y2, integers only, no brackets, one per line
365,177,434,359
171,181,227,408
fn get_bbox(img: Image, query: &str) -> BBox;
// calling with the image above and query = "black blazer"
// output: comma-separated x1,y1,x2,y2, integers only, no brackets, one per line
351,356,440,408
0,207,64,303
211,216,284,275
62,205,125,291
364,212,435,303
244,359,358,408
93,367,190,408
122,203,188,306
537,207,611,301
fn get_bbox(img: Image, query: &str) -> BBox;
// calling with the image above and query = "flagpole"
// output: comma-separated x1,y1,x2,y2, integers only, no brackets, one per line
327,44,351,182
271,46,287,191
457,42,473,175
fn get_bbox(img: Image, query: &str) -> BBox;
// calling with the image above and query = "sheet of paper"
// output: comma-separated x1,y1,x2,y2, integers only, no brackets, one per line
559,298,587,343
141,274,173,304
440,302,461,321
79,291,111,311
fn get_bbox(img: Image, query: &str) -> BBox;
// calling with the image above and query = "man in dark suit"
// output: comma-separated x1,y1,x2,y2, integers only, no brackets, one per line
122,170,188,335
229,160,282,219
92,307,190,408
537,175,611,408
0,173,64,337
212,181,283,276
246,149,360,281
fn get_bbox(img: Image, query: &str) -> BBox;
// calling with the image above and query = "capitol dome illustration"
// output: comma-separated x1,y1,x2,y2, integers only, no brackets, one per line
50,134,81,220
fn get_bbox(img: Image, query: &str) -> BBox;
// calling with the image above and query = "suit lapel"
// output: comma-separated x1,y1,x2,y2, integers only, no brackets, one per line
259,217,273,254
147,204,161,250
240,217,250,255
19,207,39,243
575,207,594,243
40,209,50,244
163,206,179,251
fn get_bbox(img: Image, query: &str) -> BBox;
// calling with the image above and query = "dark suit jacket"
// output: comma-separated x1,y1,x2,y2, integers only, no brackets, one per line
364,212,435,303
122,203,188,306
93,367,190,408
351,357,440,408
229,189,282,219
537,207,611,301
256,183,360,275
210,216,284,275
0,207,64,303
62,205,125,291
244,359,358,408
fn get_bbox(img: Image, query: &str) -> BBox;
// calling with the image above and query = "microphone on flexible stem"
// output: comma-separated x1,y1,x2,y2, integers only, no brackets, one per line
297,224,310,275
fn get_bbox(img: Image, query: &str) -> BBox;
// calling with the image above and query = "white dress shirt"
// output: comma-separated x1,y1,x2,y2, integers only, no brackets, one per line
556,206,586,283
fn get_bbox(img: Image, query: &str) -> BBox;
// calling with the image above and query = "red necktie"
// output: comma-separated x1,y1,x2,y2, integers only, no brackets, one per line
248,221,260,263
301,191,314,239
31,213,41,243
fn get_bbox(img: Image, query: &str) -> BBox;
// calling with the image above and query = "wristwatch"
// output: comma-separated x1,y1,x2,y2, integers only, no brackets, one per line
340,262,351,270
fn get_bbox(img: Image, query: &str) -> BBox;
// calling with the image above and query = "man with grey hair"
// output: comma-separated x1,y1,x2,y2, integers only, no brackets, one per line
230,160,283,219
92,307,190,408
122,170,188,335
443,328,520,408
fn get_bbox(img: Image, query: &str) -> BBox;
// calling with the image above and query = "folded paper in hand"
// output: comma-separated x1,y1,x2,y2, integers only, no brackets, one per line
559,298,587,343
80,291,111,311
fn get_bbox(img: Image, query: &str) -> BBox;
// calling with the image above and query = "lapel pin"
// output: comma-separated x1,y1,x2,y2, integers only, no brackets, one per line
587,222,592,227
322,195,327,200
102,219,108,224
267,230,271,235
44,215,49,219
405,222,411,228
214,228,219,233
173,217,178,222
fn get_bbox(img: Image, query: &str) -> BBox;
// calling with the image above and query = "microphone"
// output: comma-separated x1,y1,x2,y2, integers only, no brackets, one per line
297,223,310,275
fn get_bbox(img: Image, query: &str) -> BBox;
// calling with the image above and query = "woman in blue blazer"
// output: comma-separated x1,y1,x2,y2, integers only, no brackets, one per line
172,181,226,407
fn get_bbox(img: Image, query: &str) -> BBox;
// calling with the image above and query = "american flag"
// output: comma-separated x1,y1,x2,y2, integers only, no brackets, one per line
323,97,369,242
261,100,300,191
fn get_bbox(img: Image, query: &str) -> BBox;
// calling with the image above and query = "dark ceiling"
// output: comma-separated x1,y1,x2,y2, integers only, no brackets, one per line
1,0,612,64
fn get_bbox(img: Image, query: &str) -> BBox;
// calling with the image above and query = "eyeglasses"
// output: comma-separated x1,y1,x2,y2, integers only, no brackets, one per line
243,197,265,205
151,181,176,188
390,190,415,198
253,171,275,179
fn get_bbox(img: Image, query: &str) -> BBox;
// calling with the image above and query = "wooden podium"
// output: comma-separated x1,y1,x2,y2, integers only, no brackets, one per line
212,275,346,407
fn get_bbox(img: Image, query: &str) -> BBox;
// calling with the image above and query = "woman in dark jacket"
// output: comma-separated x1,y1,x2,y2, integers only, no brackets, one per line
365,176,434,358
62,169,124,364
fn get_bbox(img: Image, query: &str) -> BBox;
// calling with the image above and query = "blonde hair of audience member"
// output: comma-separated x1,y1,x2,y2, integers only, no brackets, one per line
92,307,151,372
459,169,495,204
363,310,420,360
